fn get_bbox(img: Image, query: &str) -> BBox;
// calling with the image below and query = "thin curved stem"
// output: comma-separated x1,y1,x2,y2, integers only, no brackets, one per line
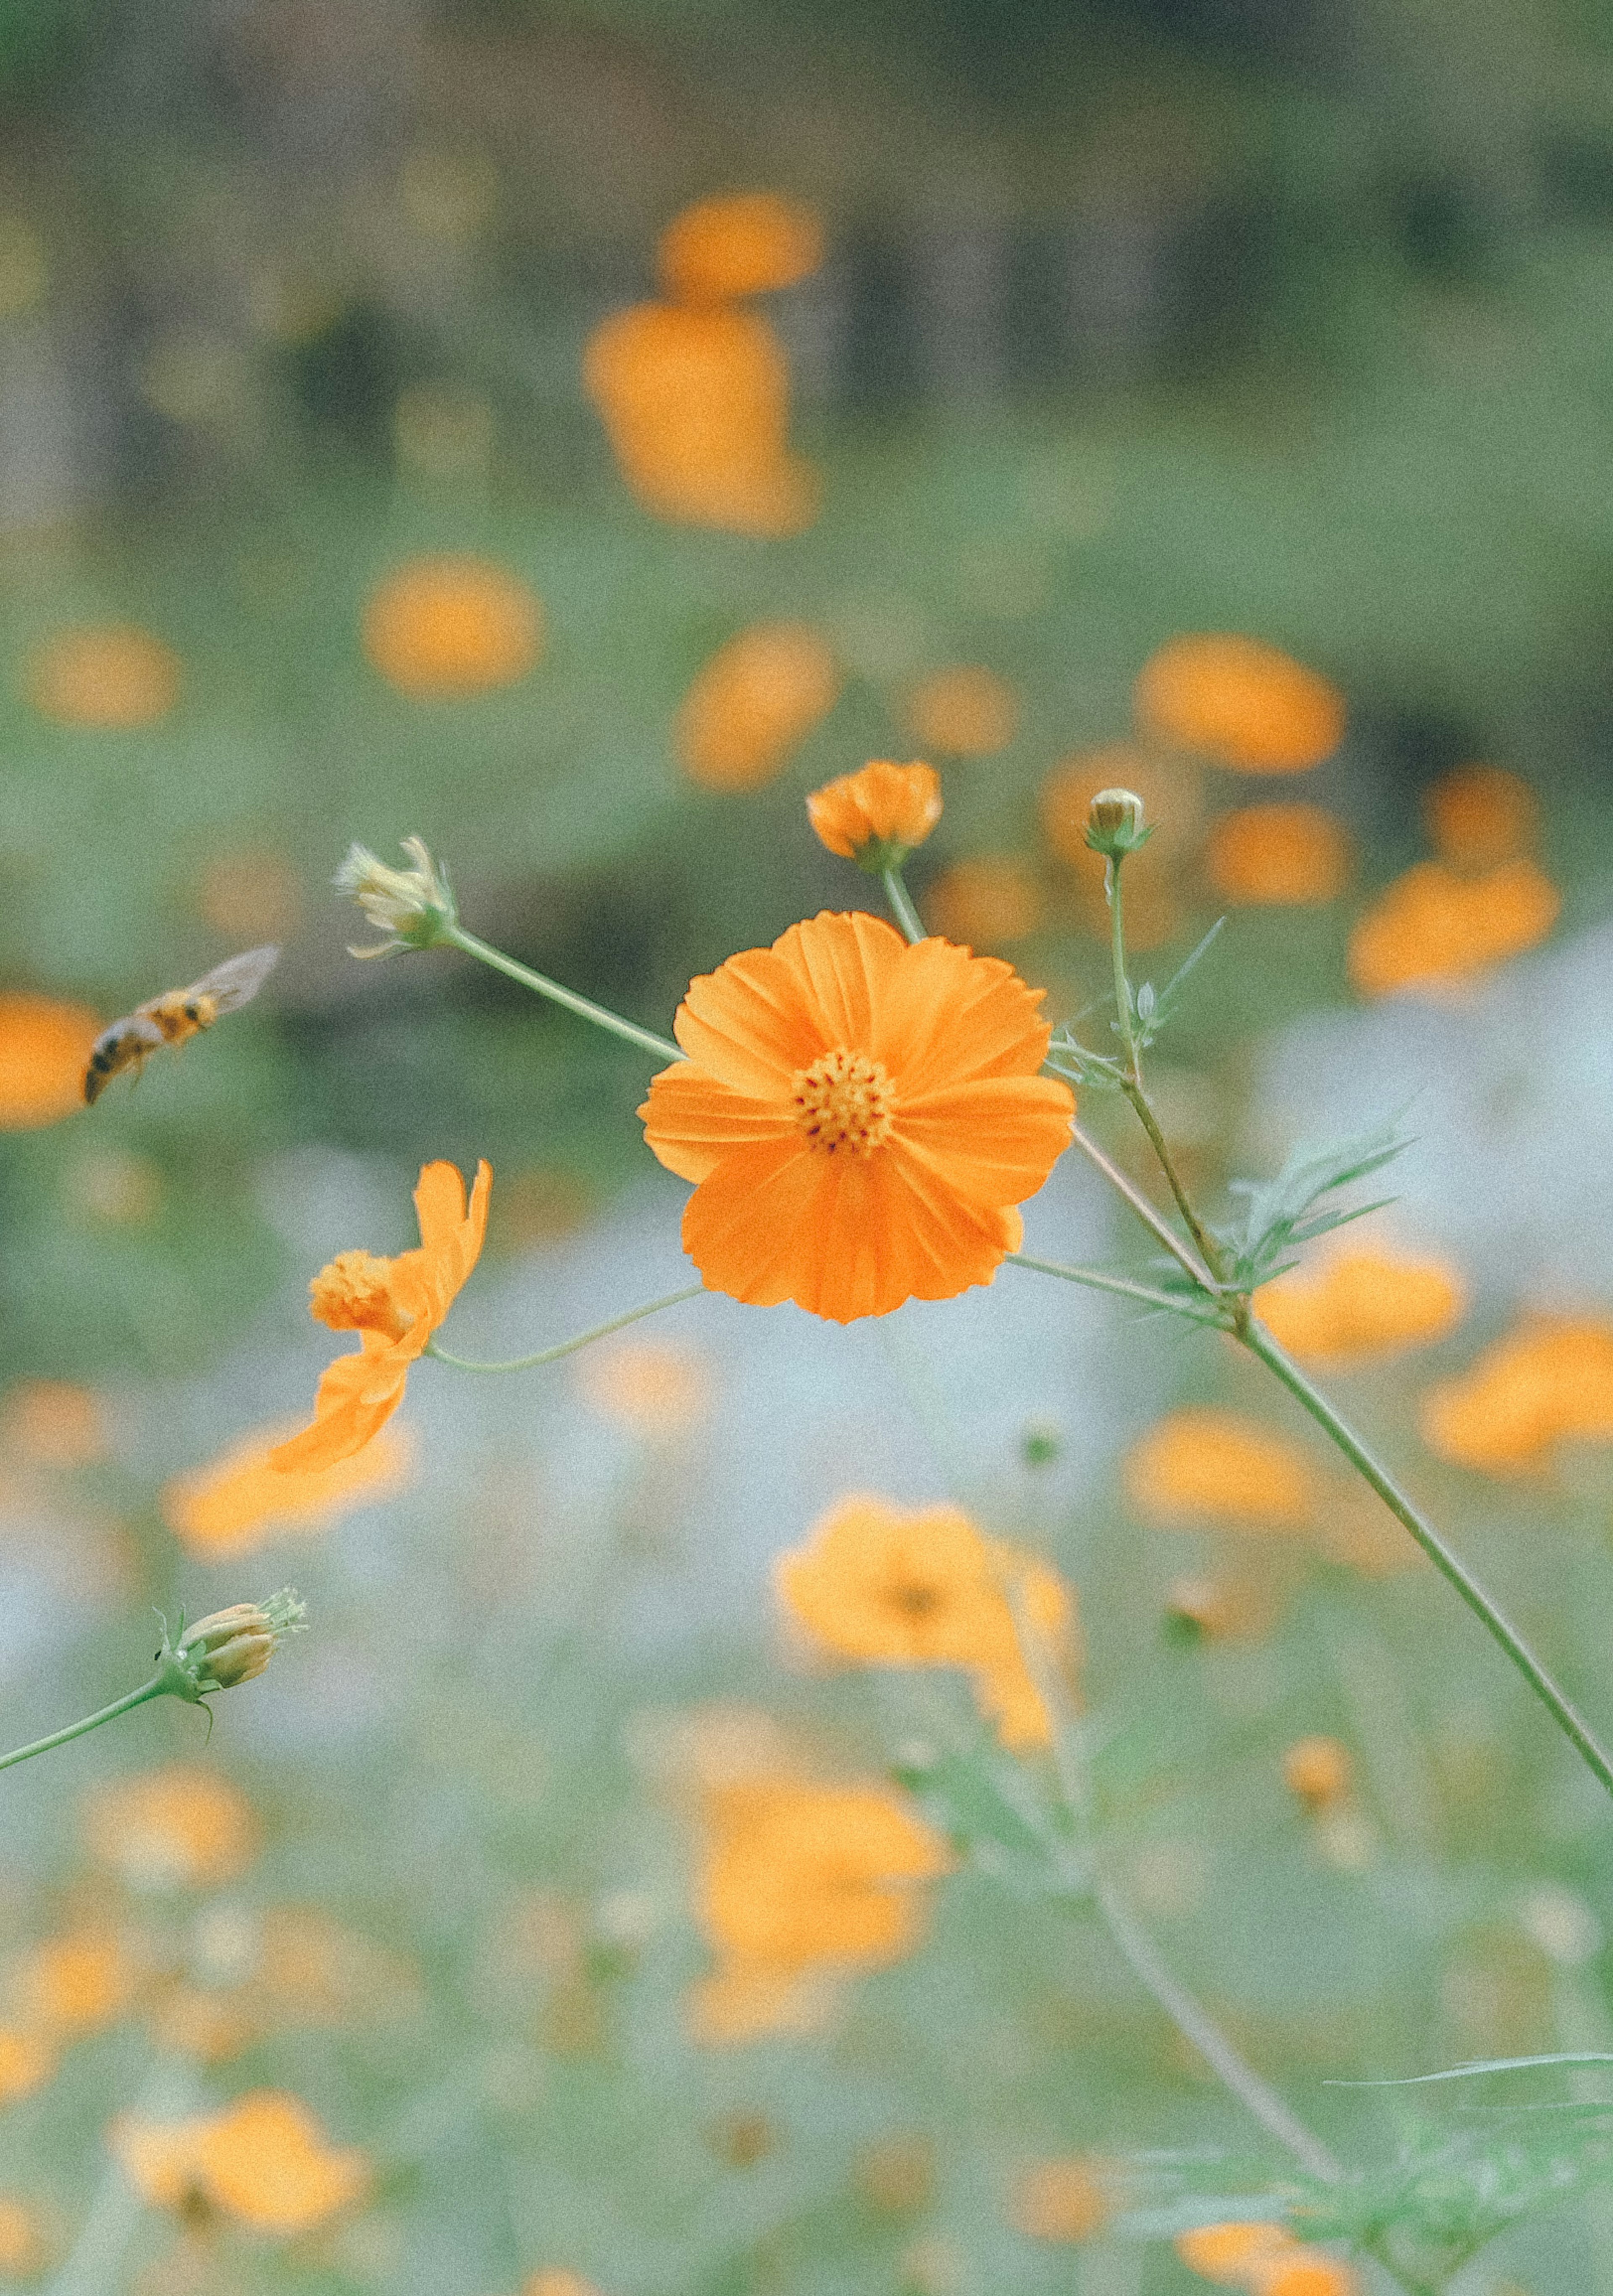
880,867,927,947
425,1284,706,1374
1006,1252,1224,1325
0,1677,166,1773
447,926,684,1065
1106,856,1142,1078
1242,1318,1613,1803
1068,1122,1219,1296
1119,1078,1231,1288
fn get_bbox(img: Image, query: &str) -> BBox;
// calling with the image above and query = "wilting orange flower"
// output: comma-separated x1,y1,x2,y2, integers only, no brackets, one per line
1125,1409,1316,1532
0,2029,54,2104
271,1160,490,1473
82,1765,259,1891
1253,1244,1466,1364
575,1339,712,1436
113,2089,368,2233
776,1494,1077,1749
26,624,180,728
808,760,943,862
925,859,1043,949
1205,804,1352,906
1008,2157,1113,2243
9,1931,139,2038
0,993,102,1128
1424,763,1536,869
1282,1736,1353,1813
658,191,823,303
163,1419,415,1558
584,302,816,534
640,913,1072,1322
1175,2223,1292,2283
906,666,1018,756
1348,858,1559,998
1420,1315,1613,1474
2,1379,106,1466
676,622,840,790
1136,636,1345,773
363,556,541,697
698,1776,950,1972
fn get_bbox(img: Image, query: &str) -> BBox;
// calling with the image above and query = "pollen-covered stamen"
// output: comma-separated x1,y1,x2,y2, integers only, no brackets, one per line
308,1250,412,1340
791,1047,897,1156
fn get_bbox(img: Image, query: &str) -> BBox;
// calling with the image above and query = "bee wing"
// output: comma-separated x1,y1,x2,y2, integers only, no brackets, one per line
168,944,281,1017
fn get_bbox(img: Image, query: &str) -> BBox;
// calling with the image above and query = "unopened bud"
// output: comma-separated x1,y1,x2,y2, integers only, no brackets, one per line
1084,788,1151,859
162,1589,307,1702
334,835,457,957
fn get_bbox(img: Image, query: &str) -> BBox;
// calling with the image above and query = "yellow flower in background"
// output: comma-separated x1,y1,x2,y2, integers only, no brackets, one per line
1175,2223,1291,2283
1205,803,1352,906
1282,1736,1353,1813
905,665,1019,756
806,759,942,863
1348,858,1559,998
1135,635,1345,773
362,556,542,697
676,622,840,790
1253,1244,1466,1364
82,1765,259,1892
925,858,1043,949
0,2197,47,2277
0,994,102,1128
113,2089,368,2233
163,1419,415,1558
1420,1315,1613,1474
1124,1409,1316,1532
0,2029,54,2105
8,1930,139,2039
26,623,180,728
1423,763,1537,869
657,190,823,302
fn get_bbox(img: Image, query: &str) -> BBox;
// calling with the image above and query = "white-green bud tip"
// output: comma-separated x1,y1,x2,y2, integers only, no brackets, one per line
165,1589,308,1700
334,835,457,957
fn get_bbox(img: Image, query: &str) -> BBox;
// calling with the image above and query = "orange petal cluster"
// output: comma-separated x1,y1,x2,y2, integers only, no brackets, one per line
1205,804,1352,906
925,859,1043,949
26,624,181,728
1124,1409,1316,1532
777,1493,1076,1749
363,556,542,698
82,1765,260,1892
271,1160,490,1473
657,192,822,303
676,622,840,790
1176,2223,1357,2293
905,666,1018,756
163,1419,415,1558
113,2089,368,2233
1424,763,1537,869
807,760,942,861
1419,1315,1613,1474
640,913,1073,1322
1135,635,1345,773
0,993,102,1128
1347,858,1559,998
1253,1245,1466,1364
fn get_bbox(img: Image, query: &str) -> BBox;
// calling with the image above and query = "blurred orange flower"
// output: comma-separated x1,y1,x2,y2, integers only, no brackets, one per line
0,994,102,1128
82,1765,259,1891
0,2029,54,2104
1253,2261,1357,2296
113,2089,368,2233
0,2196,47,2276
777,1493,1076,1750
905,666,1018,756
271,1160,490,1473
26,624,181,728
363,556,542,698
523,2274,608,2296
575,1338,712,1436
1008,2156,1113,2242
1348,858,1559,998
163,1419,415,1558
1253,1244,1466,1364
639,912,1073,1321
1,1378,106,1466
676,622,840,790
1205,804,1352,906
1135,636,1344,773
1424,764,1537,869
584,302,817,534
658,191,823,303
10,1931,139,2038
808,760,942,862
925,859,1043,948
685,1960,838,2046
1124,1409,1316,1532
1420,1315,1613,1474
1282,1736,1353,1813
1175,2223,1291,2283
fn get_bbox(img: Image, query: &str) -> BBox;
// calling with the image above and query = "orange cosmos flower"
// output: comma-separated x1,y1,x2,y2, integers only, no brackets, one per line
905,665,1019,756
1348,857,1559,997
807,760,942,863
1424,763,1536,869
1175,2223,1292,2284
163,1420,415,1559
26,624,180,728
0,993,102,1128
639,913,1072,1321
113,2089,368,2234
676,622,840,790
363,556,542,697
658,191,823,303
1136,635,1345,773
1205,804,1352,905
83,1766,259,1891
926,858,1043,948
10,1931,140,2038
1419,1315,1613,1474
1253,2262,1358,2296
1124,1409,1316,1532
777,1494,1076,1749
1253,1244,1466,1364
270,1160,490,1473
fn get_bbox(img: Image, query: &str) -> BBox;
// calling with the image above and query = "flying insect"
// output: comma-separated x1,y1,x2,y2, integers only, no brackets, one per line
84,944,281,1105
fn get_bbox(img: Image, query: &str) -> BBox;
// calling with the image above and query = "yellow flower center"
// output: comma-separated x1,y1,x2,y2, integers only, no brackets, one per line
791,1048,896,1156
308,1250,412,1340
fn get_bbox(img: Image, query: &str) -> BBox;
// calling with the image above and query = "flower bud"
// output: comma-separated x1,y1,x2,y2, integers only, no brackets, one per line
334,835,456,957
163,1589,307,1702
1083,788,1151,859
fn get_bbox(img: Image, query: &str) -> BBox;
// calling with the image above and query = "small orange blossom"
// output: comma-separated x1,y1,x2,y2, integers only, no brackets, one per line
0,994,102,1128
1424,764,1536,869
676,622,840,790
1253,1244,1466,1364
657,191,823,303
1348,858,1559,997
1125,1409,1316,1532
1205,804,1352,906
1419,1315,1613,1474
1136,636,1344,773
807,760,942,863
113,2089,368,2233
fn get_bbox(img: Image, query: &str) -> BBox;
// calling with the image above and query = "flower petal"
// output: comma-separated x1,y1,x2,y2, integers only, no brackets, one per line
674,945,825,1094
895,1074,1073,1207
874,938,1051,1096
639,1062,796,1183
269,1347,410,1474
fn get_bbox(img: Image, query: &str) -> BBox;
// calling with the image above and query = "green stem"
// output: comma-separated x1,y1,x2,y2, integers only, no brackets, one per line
425,1283,706,1373
447,926,684,1065
1005,1252,1223,1325
1242,1317,1613,1803
880,866,927,947
0,1677,167,1773
1107,855,1141,1077
1119,1077,1231,1288
1067,1121,1220,1296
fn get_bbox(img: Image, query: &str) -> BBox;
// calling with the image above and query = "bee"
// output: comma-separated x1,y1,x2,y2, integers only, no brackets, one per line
84,944,281,1105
